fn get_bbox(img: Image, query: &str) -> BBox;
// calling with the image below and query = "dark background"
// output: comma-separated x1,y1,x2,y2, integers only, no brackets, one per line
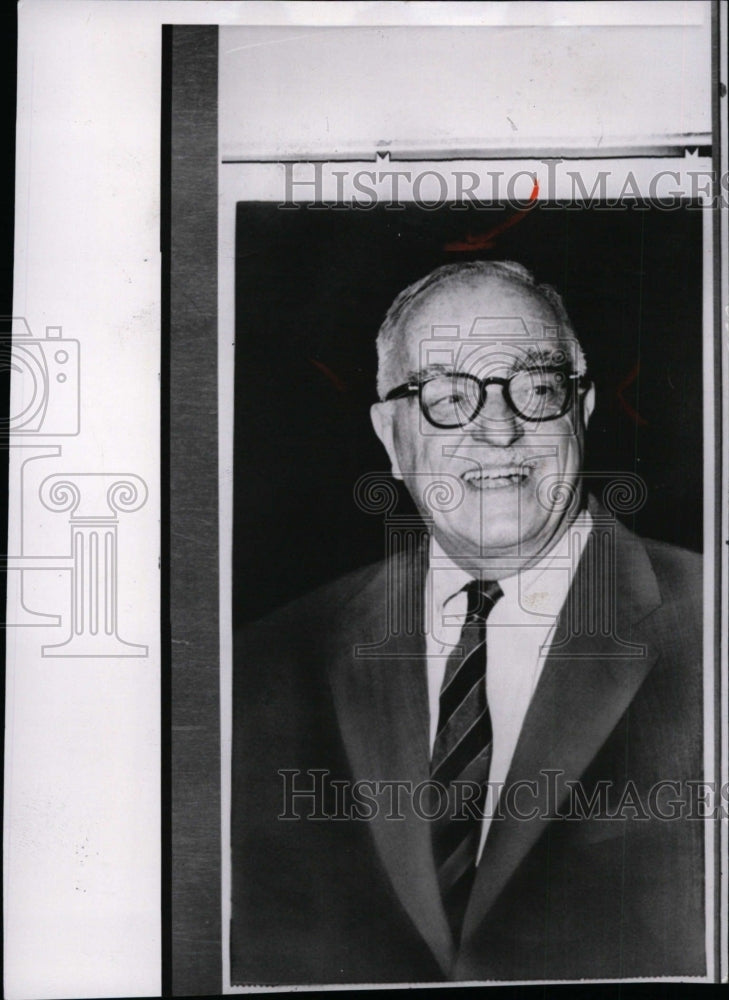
0,4,16,994
233,201,703,625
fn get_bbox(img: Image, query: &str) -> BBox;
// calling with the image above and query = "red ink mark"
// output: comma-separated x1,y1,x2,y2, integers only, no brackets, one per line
616,361,648,427
444,178,540,252
310,358,347,393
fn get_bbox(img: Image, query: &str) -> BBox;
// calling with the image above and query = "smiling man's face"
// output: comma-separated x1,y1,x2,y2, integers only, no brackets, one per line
371,273,595,576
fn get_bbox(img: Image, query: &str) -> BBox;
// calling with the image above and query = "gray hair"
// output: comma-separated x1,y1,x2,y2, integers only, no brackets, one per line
375,260,586,399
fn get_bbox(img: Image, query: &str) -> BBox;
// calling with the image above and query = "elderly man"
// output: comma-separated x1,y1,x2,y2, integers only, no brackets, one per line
231,261,704,985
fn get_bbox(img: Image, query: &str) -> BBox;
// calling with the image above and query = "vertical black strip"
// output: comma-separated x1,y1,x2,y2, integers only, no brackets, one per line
168,25,221,996
710,0,723,981
160,23,173,999
0,4,18,997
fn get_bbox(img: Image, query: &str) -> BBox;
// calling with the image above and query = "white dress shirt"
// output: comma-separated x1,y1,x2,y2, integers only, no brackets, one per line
424,510,593,861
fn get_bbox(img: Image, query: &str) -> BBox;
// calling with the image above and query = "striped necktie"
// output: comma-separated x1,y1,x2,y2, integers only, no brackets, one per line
430,578,503,941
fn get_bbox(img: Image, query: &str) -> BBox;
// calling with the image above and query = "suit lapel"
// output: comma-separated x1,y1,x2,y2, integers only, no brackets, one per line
461,510,664,944
326,538,455,974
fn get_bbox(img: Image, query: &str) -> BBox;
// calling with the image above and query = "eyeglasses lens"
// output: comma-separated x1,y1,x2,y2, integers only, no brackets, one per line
421,371,571,427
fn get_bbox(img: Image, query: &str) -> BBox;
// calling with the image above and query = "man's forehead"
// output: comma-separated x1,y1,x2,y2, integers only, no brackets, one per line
390,274,585,379
401,276,566,344
418,316,563,341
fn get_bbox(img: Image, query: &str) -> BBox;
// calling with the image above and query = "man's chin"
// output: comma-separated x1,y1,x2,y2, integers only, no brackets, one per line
435,513,555,562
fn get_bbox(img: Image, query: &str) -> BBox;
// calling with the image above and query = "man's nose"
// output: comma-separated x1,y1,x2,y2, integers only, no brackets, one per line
467,387,523,446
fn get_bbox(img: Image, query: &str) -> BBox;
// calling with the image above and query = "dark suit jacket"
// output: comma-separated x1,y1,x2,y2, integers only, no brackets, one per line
231,504,705,985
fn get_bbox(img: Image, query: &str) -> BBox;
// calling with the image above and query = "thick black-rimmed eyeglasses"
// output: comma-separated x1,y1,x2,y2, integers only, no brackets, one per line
383,369,591,429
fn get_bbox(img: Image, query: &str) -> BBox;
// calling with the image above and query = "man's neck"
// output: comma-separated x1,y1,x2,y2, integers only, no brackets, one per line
430,507,592,582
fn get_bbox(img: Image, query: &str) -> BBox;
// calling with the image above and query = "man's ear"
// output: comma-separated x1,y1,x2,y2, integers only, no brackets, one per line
370,402,403,480
582,383,596,428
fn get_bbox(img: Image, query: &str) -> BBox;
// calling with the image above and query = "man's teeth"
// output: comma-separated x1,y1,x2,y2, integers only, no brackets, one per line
462,466,533,486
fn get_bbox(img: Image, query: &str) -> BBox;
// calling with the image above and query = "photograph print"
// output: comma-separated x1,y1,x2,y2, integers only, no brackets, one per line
230,199,708,985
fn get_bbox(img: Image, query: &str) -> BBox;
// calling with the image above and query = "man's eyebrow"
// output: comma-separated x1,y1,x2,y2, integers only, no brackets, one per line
509,347,574,371
405,364,453,382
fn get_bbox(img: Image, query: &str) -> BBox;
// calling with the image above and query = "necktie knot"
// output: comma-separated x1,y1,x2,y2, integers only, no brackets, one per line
465,579,503,625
